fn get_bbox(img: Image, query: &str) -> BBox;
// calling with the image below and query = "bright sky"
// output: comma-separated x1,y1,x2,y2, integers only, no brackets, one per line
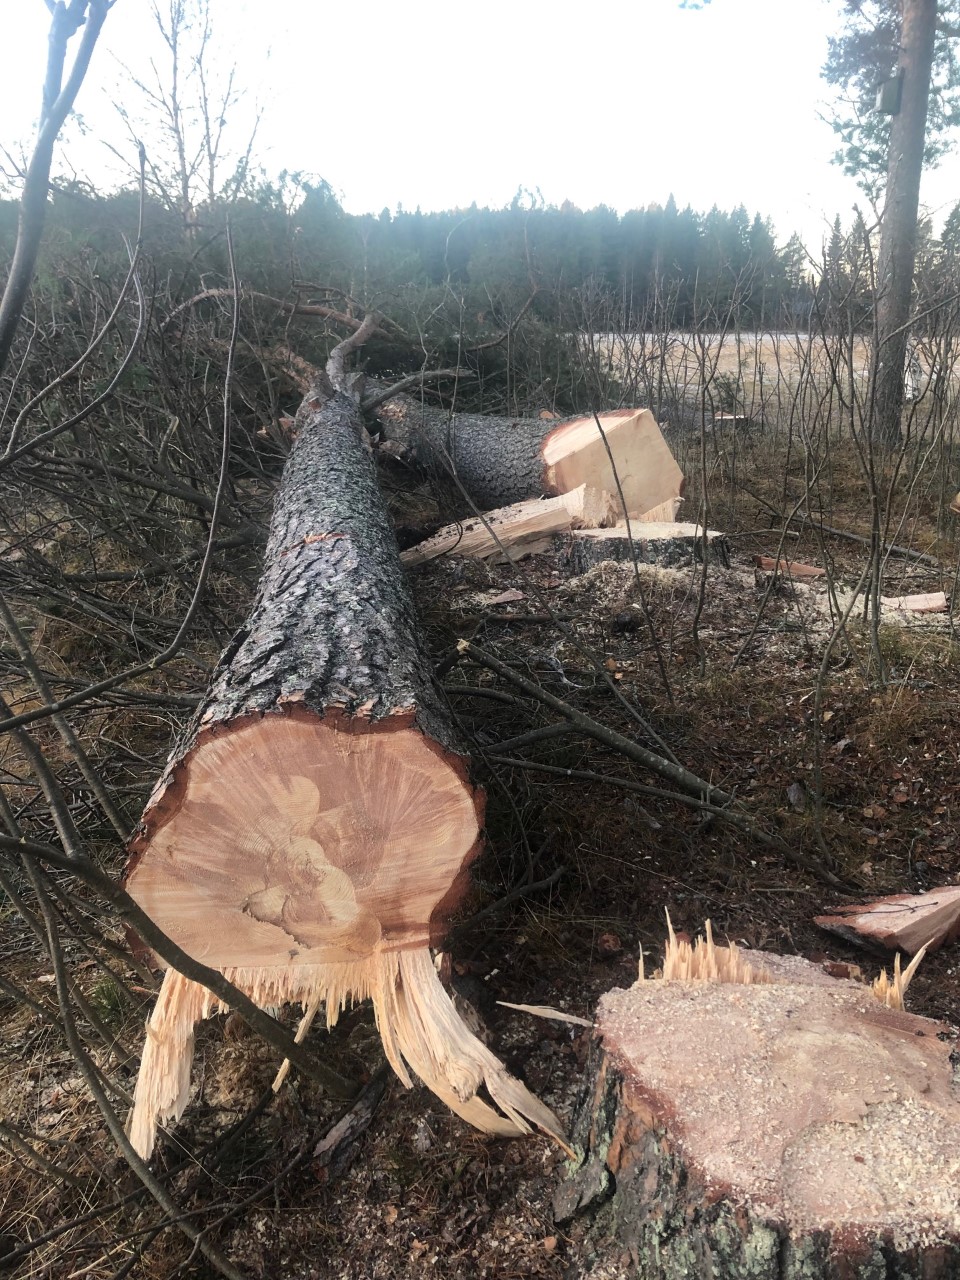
3,0,958,251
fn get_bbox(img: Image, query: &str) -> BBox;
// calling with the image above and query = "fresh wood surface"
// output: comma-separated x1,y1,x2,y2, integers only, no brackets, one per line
556,931,960,1278
816,886,960,955
375,398,683,518
400,484,617,567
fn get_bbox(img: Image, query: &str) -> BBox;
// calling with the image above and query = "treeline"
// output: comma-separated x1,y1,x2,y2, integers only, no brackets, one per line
4,179,959,381
288,185,815,329
0,181,819,332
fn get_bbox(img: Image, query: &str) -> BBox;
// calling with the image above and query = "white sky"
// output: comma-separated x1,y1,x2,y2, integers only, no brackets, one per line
3,0,958,251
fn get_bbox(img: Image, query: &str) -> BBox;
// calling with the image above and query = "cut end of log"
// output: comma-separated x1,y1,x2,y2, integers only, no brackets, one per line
541,409,683,519
127,709,482,967
128,949,565,1160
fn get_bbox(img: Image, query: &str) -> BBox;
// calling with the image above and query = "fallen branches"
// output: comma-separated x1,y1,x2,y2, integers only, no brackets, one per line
457,638,728,806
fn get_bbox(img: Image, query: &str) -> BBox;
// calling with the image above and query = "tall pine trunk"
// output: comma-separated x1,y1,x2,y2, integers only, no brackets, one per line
871,0,937,447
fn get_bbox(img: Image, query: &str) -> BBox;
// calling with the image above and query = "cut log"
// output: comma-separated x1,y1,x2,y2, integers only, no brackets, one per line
555,925,960,1278
879,591,949,614
559,522,729,575
375,398,684,518
125,368,562,1157
400,484,617,567
816,885,960,955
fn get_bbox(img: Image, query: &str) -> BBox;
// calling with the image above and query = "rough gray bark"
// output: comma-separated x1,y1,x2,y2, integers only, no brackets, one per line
374,394,560,507
190,389,452,740
558,525,729,576
871,0,938,448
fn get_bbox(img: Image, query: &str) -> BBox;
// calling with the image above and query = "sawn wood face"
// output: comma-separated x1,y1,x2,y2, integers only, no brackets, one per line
126,714,480,969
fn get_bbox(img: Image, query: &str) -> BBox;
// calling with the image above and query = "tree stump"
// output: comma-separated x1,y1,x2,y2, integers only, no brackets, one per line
555,944,960,1279
558,522,729,575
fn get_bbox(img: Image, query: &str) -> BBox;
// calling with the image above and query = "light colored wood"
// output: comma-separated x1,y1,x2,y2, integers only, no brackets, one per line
400,484,617,567
130,948,564,1160
558,923,960,1274
879,591,949,613
542,409,683,519
127,715,479,969
816,885,960,956
126,713,564,1154
636,495,683,523
754,555,826,578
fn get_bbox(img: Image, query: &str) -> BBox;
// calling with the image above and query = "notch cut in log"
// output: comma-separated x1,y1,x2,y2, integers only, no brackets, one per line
556,923,959,1278
125,375,562,1158
400,484,617,567
375,399,684,518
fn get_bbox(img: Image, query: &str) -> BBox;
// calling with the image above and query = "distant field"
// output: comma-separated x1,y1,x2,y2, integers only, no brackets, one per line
587,332,959,407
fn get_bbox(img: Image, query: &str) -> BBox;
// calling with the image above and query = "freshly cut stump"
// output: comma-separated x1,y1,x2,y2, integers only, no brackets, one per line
125,386,561,1158
559,522,729,575
556,945,960,1278
375,398,683,517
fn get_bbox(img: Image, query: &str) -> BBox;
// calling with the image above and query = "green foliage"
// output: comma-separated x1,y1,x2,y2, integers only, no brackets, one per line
86,977,129,1028
822,0,960,199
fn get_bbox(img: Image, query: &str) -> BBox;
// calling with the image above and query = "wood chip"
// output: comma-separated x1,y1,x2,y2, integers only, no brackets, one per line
753,556,825,578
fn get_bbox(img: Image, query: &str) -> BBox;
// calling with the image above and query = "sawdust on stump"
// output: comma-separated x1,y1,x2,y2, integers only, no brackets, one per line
556,943,960,1278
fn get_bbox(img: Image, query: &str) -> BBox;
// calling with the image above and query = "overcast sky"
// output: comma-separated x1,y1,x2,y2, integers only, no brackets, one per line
3,0,958,250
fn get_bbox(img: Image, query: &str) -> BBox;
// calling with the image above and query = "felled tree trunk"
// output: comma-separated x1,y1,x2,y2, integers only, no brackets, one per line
375,397,683,519
125,353,561,1157
555,930,960,1278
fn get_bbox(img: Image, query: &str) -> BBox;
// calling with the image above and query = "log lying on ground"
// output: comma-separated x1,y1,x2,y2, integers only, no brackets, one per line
816,885,960,955
559,521,729,575
375,398,684,518
125,364,562,1158
555,923,960,1278
400,484,617,567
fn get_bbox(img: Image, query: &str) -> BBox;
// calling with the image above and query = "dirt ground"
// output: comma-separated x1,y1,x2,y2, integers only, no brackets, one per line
2,470,960,1278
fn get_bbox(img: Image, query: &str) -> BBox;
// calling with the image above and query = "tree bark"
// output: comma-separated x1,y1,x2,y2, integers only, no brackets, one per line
0,1,110,381
871,0,938,448
555,947,960,1279
125,369,562,1158
375,398,683,518
558,522,728,575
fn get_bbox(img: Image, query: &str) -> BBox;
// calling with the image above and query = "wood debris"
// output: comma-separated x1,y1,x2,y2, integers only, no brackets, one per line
753,555,825,578
879,591,948,613
815,884,960,955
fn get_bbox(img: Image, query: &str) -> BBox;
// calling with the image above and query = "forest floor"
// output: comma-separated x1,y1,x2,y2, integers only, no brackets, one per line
2,444,960,1279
